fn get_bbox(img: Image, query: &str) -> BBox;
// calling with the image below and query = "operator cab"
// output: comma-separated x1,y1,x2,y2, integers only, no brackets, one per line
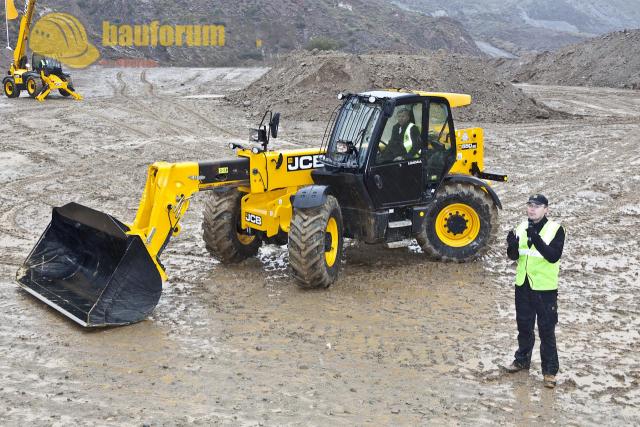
318,91,458,209
32,53,66,78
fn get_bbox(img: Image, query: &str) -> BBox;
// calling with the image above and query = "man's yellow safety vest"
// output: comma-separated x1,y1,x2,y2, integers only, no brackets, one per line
515,219,561,290
402,123,418,157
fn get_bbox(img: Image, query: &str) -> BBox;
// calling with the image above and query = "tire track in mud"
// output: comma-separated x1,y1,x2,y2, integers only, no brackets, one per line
108,72,231,157
87,109,153,139
139,70,243,140
112,72,199,138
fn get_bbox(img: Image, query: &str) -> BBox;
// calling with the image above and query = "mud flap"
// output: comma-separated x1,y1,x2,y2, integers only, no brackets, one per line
16,203,162,327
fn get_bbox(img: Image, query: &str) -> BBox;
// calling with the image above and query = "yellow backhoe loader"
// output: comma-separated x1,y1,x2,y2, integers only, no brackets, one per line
3,0,81,101
16,90,507,327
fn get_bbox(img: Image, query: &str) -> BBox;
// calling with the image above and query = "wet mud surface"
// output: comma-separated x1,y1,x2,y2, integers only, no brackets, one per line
1,69,639,425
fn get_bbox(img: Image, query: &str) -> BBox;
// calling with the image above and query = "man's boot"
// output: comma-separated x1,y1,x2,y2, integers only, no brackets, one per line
543,375,556,388
503,361,529,373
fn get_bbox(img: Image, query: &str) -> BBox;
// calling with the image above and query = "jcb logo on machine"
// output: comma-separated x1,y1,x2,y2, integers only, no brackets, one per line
245,212,262,226
287,154,323,171
460,143,477,150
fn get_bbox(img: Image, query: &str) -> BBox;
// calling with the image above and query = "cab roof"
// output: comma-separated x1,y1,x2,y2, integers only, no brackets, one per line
357,89,472,108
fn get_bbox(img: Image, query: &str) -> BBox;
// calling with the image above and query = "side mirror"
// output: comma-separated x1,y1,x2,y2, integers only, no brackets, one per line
270,112,280,139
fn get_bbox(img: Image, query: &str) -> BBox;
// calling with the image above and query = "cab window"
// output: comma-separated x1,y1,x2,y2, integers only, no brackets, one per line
375,103,423,165
425,101,455,183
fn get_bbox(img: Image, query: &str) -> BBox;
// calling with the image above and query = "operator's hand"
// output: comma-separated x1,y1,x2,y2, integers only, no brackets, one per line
506,230,519,247
526,226,538,238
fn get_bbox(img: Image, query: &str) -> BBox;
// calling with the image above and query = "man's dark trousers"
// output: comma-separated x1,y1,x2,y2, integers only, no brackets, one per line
514,280,559,375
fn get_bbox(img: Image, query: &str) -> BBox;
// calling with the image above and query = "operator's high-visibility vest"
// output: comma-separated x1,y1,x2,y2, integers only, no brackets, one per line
403,123,417,156
515,219,561,290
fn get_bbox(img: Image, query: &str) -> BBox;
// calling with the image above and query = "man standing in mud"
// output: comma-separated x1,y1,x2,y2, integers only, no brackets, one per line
504,194,565,388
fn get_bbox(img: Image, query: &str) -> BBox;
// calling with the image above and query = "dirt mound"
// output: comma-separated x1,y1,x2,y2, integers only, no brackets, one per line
506,29,640,89
231,51,553,123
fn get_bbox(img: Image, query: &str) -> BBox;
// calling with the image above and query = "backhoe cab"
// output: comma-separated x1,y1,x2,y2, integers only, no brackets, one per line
16,90,506,327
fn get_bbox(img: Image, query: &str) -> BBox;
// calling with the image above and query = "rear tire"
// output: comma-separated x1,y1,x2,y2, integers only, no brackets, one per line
202,190,261,263
288,195,343,289
3,78,20,98
417,182,498,261
59,76,74,97
26,76,43,98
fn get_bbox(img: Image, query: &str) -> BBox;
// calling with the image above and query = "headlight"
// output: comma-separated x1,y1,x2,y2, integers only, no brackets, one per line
368,96,376,103
336,141,349,154
337,93,344,100
251,146,261,154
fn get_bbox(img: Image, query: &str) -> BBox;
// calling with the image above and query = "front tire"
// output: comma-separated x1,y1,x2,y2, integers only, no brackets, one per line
26,76,43,98
288,195,344,289
417,182,498,261
202,190,261,263
59,77,74,97
3,78,20,98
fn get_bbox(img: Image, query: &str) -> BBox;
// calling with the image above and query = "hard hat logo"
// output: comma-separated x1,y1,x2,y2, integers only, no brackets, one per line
30,13,99,69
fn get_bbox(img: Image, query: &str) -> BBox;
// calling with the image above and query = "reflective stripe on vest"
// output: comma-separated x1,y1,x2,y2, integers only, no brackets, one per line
515,219,561,290
403,123,417,155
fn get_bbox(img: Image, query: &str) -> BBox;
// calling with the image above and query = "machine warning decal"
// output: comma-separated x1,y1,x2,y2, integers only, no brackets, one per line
218,166,229,174
287,154,323,171
245,212,262,226
459,143,477,150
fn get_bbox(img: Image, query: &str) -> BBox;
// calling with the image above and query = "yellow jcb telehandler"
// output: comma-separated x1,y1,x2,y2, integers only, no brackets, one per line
16,90,507,327
3,0,81,101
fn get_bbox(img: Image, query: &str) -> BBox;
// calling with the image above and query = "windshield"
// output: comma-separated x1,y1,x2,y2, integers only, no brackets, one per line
323,97,381,168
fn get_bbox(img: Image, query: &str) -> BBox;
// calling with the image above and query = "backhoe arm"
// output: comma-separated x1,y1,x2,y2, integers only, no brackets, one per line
126,159,250,278
11,0,37,71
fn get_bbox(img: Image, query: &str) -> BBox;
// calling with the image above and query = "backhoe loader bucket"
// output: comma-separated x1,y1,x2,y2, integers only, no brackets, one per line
16,203,162,327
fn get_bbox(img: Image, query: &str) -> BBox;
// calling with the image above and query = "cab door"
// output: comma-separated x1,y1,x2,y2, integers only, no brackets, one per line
365,102,424,208
424,99,457,190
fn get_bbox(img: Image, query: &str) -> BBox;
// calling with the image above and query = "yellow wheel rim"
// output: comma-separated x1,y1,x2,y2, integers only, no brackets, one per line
5,82,13,95
435,203,481,248
27,79,35,94
236,231,256,245
324,217,338,267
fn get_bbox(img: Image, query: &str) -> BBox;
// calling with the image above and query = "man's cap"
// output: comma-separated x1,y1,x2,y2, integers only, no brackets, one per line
527,194,548,206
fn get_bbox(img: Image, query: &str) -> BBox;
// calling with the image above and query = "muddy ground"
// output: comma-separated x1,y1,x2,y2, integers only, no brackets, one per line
1,68,639,426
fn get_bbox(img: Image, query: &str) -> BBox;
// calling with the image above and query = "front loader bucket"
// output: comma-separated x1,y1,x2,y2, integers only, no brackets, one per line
16,203,162,327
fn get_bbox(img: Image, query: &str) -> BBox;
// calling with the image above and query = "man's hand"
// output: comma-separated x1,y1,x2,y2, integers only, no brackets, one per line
526,226,538,238
507,230,519,247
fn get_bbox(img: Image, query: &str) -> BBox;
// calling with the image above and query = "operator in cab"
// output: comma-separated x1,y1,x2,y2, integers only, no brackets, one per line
378,105,422,162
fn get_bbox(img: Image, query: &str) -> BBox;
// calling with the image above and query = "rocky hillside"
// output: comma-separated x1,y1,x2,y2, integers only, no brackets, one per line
503,30,640,89
1,0,481,67
394,0,640,56
231,51,555,123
